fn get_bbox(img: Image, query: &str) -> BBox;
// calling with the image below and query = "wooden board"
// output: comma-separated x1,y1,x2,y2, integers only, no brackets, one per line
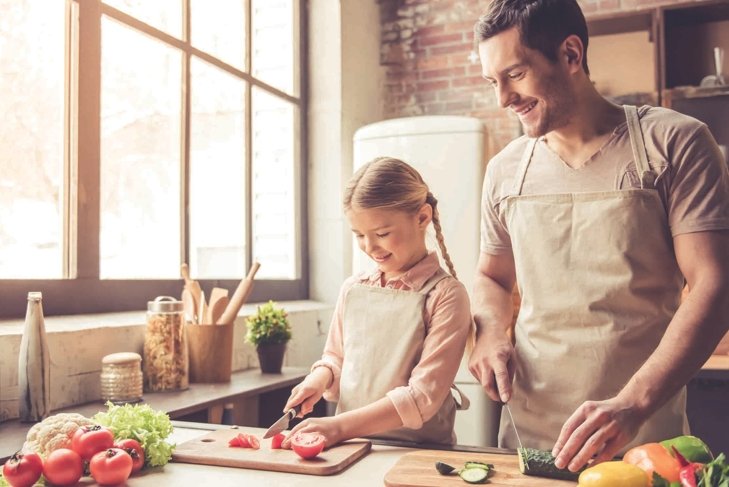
384,450,578,487
171,427,371,476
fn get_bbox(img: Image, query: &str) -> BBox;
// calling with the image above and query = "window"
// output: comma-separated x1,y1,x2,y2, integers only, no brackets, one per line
0,0,307,318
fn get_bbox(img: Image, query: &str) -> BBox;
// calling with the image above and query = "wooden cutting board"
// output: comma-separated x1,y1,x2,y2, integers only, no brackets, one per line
171,427,371,476
384,450,578,486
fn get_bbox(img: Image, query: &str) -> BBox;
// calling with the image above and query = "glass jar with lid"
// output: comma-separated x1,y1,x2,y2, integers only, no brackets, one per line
100,352,143,403
143,296,188,392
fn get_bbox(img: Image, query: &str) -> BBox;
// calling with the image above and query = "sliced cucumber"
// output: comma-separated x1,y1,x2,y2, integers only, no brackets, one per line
435,461,456,475
464,461,493,470
459,467,489,484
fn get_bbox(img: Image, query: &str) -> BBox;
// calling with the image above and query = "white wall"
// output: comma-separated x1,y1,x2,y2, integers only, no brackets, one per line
307,0,385,305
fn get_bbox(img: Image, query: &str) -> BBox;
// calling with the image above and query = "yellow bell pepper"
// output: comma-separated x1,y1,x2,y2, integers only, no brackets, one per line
578,461,649,487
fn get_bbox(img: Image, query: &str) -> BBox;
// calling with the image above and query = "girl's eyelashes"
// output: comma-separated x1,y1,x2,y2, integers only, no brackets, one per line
376,233,390,238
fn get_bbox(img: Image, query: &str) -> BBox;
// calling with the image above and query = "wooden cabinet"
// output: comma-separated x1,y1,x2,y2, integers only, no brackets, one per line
587,0,729,155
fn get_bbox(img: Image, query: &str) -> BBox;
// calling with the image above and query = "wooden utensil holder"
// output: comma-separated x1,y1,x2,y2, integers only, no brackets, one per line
186,323,234,383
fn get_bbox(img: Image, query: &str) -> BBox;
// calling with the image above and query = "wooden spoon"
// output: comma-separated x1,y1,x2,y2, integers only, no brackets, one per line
180,263,203,310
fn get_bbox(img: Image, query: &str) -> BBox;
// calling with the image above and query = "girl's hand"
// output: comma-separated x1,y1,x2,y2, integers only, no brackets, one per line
284,367,332,417
282,416,346,449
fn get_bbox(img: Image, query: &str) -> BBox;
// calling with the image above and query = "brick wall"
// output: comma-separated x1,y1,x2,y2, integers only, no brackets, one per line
378,0,690,155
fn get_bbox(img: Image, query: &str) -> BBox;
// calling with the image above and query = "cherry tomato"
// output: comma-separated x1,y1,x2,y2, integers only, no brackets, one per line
270,433,286,450
71,424,115,461
2,451,43,487
228,433,260,449
291,432,325,459
89,448,133,486
42,448,83,487
114,438,145,473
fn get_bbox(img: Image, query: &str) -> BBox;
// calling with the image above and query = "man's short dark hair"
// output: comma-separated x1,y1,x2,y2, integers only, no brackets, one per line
474,0,590,75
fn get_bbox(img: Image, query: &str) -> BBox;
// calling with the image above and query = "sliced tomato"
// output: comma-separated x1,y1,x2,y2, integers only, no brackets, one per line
270,433,286,450
291,432,325,460
228,433,260,449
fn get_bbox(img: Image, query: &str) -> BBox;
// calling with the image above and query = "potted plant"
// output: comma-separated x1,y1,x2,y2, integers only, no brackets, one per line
245,300,292,373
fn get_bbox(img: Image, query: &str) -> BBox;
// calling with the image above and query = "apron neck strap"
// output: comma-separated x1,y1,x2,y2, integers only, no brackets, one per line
624,105,655,189
419,268,450,296
512,138,538,196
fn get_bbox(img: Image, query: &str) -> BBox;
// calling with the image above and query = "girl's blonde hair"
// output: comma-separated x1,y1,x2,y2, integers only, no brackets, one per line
343,157,458,279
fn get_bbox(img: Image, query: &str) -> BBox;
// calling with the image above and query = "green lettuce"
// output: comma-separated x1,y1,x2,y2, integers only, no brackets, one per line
93,401,174,467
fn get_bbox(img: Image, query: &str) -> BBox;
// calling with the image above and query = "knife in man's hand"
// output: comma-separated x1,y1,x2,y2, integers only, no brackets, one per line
263,404,302,439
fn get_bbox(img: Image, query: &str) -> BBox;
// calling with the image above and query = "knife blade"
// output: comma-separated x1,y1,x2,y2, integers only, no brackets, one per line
503,402,524,450
263,404,301,439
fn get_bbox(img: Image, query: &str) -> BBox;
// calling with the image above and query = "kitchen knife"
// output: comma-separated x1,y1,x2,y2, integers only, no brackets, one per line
263,404,302,439
503,402,524,450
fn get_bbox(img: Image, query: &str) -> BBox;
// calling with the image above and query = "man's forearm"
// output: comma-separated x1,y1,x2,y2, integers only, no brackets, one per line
472,271,515,341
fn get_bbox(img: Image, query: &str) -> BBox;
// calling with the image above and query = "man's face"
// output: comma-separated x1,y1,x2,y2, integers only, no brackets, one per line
479,27,573,138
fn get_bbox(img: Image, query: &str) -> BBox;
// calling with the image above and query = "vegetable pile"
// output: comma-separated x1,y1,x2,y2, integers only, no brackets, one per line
1,402,174,487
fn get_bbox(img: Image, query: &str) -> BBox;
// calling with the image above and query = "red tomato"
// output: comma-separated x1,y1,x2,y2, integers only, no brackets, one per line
114,438,145,473
270,433,286,450
291,432,325,459
228,433,260,449
71,424,115,461
43,448,83,487
89,448,133,486
2,451,43,487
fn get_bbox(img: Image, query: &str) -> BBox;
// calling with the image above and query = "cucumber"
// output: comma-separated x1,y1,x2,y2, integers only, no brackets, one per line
517,447,582,481
459,467,489,484
464,461,494,470
435,461,456,475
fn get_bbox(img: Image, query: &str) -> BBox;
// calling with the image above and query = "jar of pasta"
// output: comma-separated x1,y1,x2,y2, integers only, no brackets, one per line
143,296,189,392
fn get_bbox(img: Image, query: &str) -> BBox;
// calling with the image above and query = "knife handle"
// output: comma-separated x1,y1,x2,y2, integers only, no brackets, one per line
287,404,302,419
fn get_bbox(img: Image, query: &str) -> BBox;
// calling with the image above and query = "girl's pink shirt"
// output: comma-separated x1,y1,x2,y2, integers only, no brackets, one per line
312,251,472,429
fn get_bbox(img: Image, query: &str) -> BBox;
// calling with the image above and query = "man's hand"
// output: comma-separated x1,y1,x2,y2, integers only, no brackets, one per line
468,332,516,403
551,397,646,471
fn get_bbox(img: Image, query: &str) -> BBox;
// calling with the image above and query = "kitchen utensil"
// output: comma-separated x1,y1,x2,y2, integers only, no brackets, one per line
384,449,574,486
198,289,207,325
180,263,203,312
217,261,261,325
207,287,230,324
503,403,524,450
182,289,198,324
263,405,302,439
172,426,371,475
700,46,725,87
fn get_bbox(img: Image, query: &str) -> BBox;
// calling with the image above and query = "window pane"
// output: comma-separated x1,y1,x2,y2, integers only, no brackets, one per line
252,87,297,279
100,17,182,279
102,0,182,39
190,0,246,70
0,0,65,278
189,57,246,279
252,0,296,95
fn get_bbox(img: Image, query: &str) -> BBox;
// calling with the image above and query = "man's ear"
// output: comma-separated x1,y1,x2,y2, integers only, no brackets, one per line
561,34,584,73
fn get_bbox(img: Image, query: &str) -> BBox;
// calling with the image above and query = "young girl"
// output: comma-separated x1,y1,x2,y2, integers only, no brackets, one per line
282,157,472,447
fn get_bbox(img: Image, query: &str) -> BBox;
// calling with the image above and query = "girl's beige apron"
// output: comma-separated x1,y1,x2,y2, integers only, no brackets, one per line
499,105,689,451
338,268,467,444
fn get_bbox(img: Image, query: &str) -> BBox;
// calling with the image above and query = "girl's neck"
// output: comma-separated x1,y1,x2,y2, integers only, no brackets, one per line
380,249,429,284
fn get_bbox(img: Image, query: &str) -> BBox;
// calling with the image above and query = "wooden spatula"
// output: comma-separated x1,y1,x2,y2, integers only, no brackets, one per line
207,287,229,324
180,263,203,312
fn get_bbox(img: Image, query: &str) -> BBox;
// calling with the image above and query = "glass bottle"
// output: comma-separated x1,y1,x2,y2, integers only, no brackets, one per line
18,291,51,422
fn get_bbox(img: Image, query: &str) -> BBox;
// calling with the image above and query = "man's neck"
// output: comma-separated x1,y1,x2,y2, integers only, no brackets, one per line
543,91,625,168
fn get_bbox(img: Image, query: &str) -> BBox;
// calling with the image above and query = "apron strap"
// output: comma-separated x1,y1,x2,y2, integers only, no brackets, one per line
418,268,451,296
624,105,656,189
512,137,538,196
450,384,470,411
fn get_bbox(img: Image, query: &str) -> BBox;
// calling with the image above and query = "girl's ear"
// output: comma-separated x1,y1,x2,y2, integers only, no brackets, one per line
417,203,433,228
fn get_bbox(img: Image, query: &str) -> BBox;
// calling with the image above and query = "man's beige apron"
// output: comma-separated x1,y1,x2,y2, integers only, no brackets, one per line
499,105,689,452
338,268,467,444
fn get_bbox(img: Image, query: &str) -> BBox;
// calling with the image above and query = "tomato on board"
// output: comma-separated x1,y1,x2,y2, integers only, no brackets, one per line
89,448,133,486
2,451,43,487
270,433,286,450
72,424,115,461
114,438,145,473
43,448,83,487
228,433,260,449
291,432,325,460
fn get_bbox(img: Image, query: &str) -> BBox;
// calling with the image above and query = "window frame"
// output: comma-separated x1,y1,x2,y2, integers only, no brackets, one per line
0,0,308,319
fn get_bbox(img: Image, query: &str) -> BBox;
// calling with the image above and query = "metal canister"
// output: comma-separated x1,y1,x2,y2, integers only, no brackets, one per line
100,352,143,403
144,296,189,392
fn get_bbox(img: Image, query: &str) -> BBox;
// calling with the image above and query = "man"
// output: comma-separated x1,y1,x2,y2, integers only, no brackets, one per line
468,0,729,472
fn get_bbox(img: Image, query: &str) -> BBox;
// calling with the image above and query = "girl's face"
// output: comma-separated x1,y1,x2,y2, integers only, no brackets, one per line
347,205,431,280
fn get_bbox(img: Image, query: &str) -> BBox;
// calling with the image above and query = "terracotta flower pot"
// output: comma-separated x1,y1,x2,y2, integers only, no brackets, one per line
256,342,287,373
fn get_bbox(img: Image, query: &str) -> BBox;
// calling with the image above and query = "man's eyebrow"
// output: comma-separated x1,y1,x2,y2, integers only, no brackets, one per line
482,62,527,80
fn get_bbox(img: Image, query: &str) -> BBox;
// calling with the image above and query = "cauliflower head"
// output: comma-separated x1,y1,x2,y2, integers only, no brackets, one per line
23,412,96,457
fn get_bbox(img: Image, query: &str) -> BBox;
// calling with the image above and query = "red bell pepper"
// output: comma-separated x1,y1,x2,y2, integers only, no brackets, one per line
672,446,703,487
